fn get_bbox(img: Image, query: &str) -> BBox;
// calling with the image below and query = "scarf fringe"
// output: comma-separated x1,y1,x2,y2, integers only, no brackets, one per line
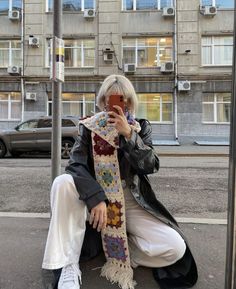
101,261,137,289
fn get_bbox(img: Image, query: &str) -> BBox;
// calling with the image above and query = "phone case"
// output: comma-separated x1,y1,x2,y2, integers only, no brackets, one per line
108,94,125,113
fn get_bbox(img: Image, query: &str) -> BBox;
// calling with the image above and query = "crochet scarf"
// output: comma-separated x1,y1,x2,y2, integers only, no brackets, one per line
80,111,141,289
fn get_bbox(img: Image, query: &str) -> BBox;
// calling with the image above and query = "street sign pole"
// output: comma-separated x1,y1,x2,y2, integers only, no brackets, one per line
51,0,64,182
224,1,236,288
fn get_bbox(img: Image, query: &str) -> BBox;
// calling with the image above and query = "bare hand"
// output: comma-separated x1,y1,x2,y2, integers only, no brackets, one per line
89,201,107,232
108,105,132,139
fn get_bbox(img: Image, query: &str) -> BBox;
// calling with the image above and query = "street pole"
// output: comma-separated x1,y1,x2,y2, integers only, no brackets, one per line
51,0,63,181
224,1,236,288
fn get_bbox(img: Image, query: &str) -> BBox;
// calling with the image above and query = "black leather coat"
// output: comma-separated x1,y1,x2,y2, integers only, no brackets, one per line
65,119,198,289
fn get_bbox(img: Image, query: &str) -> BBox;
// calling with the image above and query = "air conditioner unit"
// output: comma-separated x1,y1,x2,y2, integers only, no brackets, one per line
8,10,20,20
29,36,40,47
178,80,191,91
202,6,217,16
26,92,37,101
124,63,136,74
160,62,174,73
84,9,95,19
103,49,114,63
103,53,113,63
162,7,175,17
7,66,21,76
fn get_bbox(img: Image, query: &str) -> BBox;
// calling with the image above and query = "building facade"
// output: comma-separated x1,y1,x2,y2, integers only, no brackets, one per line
0,0,234,144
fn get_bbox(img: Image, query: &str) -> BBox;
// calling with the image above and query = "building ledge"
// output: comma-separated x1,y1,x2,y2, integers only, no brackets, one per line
194,140,229,146
152,140,180,146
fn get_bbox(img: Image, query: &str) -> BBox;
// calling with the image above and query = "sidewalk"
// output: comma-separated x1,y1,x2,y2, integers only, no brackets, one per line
0,217,226,289
155,145,229,157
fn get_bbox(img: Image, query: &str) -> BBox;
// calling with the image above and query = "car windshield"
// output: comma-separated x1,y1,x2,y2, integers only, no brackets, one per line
17,120,38,130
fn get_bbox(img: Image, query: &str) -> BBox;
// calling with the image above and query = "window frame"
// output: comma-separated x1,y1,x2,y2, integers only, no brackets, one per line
202,93,231,124
122,0,173,11
201,35,233,67
122,37,173,68
46,39,95,68
45,0,96,13
47,93,96,118
200,0,234,9
0,40,21,68
0,92,21,121
136,93,173,123
0,0,21,13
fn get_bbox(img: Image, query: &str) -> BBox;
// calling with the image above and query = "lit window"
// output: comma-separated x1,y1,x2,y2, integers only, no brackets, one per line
0,92,21,121
202,93,231,123
47,0,95,12
0,0,21,12
202,36,233,66
0,40,21,67
122,0,173,10
123,37,173,67
47,39,95,68
48,93,95,117
136,93,173,122
201,0,234,8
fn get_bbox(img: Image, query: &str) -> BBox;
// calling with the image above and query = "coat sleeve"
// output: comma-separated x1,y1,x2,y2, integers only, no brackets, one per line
119,119,159,175
65,124,108,211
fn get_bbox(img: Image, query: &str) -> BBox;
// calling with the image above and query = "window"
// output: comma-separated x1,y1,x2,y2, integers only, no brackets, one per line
136,93,173,122
38,119,52,128
47,0,95,12
122,0,173,10
47,39,95,68
202,93,231,123
18,120,38,130
202,36,233,66
123,37,173,67
0,40,21,68
201,0,234,8
62,119,77,127
48,93,95,117
0,0,21,12
0,92,21,121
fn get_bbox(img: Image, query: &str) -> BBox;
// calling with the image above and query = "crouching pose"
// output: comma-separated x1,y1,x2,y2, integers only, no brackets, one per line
42,74,198,289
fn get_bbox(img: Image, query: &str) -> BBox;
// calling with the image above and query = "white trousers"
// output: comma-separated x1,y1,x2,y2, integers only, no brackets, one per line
42,174,186,270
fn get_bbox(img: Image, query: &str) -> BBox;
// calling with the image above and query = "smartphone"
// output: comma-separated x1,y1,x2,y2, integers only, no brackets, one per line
108,94,125,113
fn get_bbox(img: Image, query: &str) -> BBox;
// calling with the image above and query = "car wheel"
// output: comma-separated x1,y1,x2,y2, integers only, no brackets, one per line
0,140,7,158
61,139,74,159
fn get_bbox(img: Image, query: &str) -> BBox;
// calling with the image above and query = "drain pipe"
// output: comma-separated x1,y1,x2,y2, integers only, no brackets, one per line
20,0,25,121
174,0,178,141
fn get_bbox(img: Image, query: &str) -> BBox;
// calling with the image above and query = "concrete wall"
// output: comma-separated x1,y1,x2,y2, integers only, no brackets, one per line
0,0,233,143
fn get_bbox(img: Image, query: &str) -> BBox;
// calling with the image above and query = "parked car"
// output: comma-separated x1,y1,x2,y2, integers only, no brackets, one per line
0,116,80,158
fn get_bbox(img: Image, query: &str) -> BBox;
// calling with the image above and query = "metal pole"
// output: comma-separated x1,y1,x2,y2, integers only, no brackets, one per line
51,0,62,181
174,0,178,141
224,1,236,288
20,0,25,122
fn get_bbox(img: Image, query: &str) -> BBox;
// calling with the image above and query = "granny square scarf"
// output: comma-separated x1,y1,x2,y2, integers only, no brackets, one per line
80,111,141,289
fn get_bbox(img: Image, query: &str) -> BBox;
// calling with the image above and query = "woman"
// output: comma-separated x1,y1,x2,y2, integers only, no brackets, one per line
42,75,198,289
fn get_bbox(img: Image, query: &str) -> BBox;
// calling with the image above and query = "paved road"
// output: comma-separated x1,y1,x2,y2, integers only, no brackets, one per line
0,155,229,289
0,217,226,289
0,156,229,219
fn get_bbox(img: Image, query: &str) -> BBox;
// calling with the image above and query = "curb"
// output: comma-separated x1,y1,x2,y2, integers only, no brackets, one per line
157,153,229,157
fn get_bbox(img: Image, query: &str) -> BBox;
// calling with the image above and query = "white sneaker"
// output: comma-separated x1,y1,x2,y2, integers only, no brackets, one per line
58,263,81,289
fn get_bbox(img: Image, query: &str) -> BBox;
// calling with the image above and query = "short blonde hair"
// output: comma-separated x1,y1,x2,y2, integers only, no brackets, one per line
96,74,138,113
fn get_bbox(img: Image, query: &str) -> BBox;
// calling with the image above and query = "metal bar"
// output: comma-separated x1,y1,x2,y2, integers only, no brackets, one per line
224,1,236,288
51,0,62,181
21,0,25,122
174,0,178,141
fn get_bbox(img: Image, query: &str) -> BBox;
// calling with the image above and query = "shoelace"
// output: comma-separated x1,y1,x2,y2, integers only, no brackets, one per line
62,264,82,285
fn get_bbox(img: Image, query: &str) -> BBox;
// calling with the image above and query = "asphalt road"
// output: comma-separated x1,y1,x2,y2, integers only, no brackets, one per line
0,155,229,289
0,156,229,219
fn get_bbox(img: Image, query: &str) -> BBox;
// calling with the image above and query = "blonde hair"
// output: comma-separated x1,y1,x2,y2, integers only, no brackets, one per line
96,74,138,113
